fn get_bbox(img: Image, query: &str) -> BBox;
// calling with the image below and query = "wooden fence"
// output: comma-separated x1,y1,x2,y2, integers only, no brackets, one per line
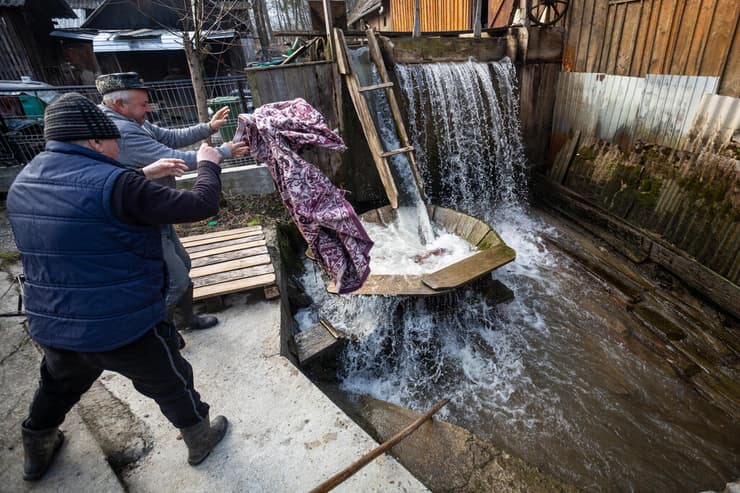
562,0,740,96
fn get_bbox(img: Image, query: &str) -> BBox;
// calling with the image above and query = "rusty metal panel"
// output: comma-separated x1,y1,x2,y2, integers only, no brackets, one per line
554,71,724,149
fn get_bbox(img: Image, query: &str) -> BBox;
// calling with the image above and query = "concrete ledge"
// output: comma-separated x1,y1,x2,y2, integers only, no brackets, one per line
177,164,275,195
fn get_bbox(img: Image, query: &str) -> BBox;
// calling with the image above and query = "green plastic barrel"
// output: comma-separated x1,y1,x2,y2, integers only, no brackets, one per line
18,94,46,119
207,96,240,142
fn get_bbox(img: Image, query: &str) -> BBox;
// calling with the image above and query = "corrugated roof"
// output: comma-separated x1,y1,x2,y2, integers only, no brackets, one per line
91,29,235,53
348,0,382,25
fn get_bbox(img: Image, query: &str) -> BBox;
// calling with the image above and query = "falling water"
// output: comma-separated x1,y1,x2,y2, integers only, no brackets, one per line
296,57,739,491
349,47,435,244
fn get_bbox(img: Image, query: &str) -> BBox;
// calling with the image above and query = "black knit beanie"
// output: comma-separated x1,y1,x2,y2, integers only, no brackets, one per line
44,92,121,142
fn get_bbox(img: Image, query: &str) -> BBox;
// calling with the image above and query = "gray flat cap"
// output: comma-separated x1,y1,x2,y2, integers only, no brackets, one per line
95,72,150,95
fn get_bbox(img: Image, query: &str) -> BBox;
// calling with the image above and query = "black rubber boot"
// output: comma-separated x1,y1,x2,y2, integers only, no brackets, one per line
179,414,229,465
177,282,218,331
22,423,64,481
166,304,186,350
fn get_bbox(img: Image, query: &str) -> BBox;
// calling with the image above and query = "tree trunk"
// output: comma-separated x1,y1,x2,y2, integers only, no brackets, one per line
183,33,210,126
253,0,271,61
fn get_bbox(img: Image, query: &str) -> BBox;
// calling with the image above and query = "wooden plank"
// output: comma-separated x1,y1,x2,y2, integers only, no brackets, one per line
477,230,504,249
193,264,274,288
699,0,740,76
551,130,581,184
586,0,609,73
616,1,642,75
671,0,701,74
189,239,268,259
431,207,463,234
181,232,264,248
648,0,677,74
280,37,319,65
575,0,596,72
193,273,276,300
190,246,269,268
639,0,662,76
294,323,342,365
358,82,395,92
467,221,492,246
190,254,272,278
380,146,414,158
421,245,516,291
327,275,444,296
333,28,350,75
685,0,717,76
179,226,262,243
186,236,264,254
664,0,689,74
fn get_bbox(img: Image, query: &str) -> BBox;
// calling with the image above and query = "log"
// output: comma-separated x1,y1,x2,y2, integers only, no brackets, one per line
308,398,449,493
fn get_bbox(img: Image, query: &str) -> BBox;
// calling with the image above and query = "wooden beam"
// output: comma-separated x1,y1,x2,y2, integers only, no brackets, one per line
185,236,265,254
358,81,395,92
192,264,275,288
190,246,269,268
189,254,272,278
421,245,516,291
181,232,264,248
192,273,276,300
294,322,343,365
189,239,268,259
179,226,262,243
380,145,414,157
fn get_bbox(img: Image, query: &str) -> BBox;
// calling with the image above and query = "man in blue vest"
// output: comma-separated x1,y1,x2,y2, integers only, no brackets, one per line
7,93,229,481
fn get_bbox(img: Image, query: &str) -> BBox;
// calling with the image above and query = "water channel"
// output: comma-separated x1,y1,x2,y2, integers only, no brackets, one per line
294,54,738,492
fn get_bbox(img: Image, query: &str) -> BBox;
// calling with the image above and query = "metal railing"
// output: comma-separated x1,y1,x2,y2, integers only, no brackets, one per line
0,75,256,167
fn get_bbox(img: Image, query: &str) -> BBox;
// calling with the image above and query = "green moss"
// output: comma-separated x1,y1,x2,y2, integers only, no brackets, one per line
0,251,20,270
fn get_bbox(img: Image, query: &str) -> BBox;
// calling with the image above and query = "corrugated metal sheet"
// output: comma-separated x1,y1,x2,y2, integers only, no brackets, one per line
553,72,729,150
54,8,86,28
92,30,235,53
684,94,740,151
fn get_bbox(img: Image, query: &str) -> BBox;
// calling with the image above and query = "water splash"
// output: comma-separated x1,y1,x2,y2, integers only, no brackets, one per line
295,57,739,491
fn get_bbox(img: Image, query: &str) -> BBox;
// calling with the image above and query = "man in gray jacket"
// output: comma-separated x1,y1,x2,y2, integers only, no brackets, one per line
97,72,248,341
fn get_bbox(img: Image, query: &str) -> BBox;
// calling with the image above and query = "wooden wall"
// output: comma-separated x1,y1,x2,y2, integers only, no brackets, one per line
562,0,740,97
391,0,474,32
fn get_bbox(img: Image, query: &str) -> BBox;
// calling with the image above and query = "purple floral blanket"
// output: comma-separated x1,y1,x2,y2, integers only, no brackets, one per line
234,98,373,294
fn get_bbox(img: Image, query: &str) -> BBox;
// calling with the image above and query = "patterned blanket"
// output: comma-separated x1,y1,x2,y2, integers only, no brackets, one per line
234,98,373,293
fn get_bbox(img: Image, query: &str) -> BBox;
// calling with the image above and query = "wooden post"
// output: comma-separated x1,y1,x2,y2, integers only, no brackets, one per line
308,399,449,493
412,0,421,37
322,0,335,61
473,0,483,38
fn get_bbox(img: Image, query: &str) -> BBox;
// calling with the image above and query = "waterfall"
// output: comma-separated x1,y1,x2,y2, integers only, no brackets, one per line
396,57,528,220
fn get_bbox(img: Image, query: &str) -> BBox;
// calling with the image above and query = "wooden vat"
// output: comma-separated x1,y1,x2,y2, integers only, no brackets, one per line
326,204,516,296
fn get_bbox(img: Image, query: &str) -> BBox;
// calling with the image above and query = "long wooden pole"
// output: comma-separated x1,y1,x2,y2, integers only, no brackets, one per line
308,398,449,493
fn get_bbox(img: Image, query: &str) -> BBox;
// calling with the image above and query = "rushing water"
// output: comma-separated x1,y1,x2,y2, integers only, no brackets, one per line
295,57,739,491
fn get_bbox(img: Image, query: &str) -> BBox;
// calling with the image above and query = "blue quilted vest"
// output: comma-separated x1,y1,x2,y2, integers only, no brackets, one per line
7,141,166,351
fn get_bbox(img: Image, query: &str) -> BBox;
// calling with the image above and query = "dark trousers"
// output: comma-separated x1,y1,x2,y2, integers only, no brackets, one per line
26,322,209,430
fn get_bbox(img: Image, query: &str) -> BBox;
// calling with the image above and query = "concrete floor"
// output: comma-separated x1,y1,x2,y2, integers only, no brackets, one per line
0,251,426,492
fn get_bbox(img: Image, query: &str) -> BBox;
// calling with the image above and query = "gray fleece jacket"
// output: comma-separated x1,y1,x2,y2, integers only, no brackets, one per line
100,104,232,188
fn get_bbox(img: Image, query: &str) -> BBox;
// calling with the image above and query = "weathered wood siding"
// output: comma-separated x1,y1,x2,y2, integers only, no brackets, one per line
562,0,740,97
391,0,474,31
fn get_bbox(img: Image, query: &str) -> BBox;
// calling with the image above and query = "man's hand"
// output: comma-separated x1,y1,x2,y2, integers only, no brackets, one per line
208,106,230,131
224,141,249,158
142,158,188,180
197,142,223,165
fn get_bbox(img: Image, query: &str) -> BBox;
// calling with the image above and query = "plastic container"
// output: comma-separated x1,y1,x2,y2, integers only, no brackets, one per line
207,96,240,142
18,94,46,119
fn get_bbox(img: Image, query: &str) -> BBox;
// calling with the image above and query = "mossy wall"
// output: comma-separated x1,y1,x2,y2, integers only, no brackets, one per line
561,140,739,284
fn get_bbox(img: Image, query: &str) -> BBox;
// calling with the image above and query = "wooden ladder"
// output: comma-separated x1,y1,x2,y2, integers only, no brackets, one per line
333,28,425,209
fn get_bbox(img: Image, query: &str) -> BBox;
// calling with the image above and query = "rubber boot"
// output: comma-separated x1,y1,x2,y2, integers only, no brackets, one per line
21,423,64,481
177,282,218,331
166,304,186,350
179,414,229,465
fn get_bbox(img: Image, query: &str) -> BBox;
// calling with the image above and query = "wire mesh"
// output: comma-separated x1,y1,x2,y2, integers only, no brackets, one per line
1,75,256,167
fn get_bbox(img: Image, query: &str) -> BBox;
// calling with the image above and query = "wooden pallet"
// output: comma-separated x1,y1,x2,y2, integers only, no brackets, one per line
181,226,279,301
